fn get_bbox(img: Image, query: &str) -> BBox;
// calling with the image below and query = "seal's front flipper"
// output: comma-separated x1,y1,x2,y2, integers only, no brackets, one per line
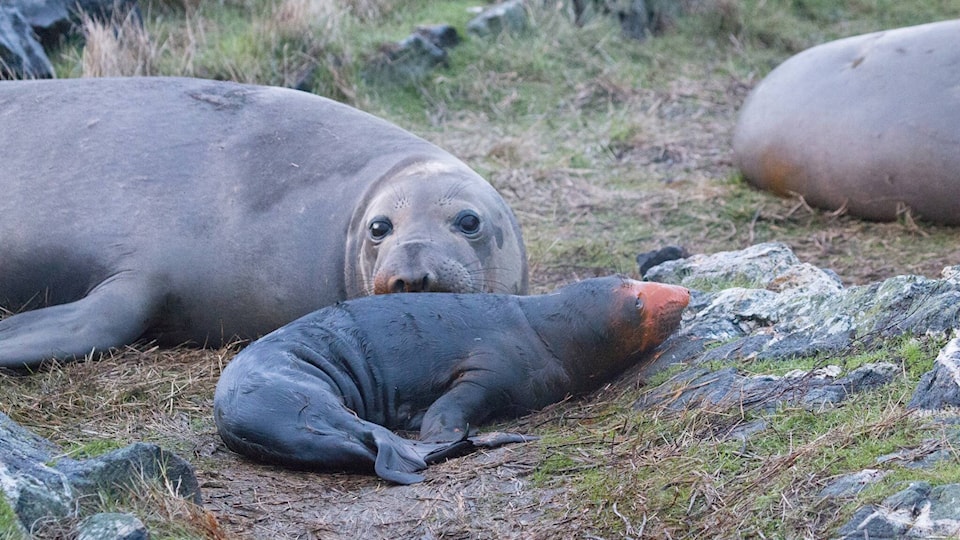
0,274,160,369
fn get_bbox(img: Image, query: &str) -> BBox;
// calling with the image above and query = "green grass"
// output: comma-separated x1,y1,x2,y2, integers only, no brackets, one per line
528,333,946,537
0,498,25,540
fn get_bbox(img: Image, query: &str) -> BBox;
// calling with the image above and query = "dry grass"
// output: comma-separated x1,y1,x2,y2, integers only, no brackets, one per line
81,8,157,77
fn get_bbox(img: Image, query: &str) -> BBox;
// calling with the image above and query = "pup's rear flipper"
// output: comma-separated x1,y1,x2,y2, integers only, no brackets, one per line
422,431,538,465
374,430,537,483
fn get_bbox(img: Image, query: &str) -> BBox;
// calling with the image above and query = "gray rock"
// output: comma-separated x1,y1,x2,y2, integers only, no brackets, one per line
467,0,528,37
647,243,960,368
819,469,889,498
836,505,907,540
13,0,140,41
837,482,960,539
635,363,896,415
76,513,148,540
909,337,960,410
0,412,200,534
365,24,461,84
0,5,54,79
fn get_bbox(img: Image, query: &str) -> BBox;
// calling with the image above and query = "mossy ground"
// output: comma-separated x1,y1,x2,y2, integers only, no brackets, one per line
3,0,960,537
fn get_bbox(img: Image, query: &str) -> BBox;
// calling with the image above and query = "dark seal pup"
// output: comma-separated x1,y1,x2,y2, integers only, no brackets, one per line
0,77,527,368
214,275,690,484
734,19,960,224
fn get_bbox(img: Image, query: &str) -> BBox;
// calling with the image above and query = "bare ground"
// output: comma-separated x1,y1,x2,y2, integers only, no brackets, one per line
5,31,960,540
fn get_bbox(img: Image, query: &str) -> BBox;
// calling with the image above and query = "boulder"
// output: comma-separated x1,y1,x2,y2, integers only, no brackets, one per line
0,411,199,535
645,242,960,368
909,337,960,410
0,5,54,79
838,482,960,539
467,0,528,37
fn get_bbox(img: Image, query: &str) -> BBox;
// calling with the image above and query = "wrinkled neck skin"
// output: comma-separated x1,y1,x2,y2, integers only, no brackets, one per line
519,287,643,395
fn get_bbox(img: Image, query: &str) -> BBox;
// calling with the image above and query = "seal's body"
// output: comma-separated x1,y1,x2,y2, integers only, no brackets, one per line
734,20,960,224
0,77,527,368
214,276,690,484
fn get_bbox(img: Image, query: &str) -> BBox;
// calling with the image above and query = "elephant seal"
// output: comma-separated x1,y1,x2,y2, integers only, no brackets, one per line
733,19,960,224
213,275,690,484
0,77,527,369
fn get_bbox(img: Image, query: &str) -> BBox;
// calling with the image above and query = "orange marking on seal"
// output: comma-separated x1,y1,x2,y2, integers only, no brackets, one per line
637,283,690,350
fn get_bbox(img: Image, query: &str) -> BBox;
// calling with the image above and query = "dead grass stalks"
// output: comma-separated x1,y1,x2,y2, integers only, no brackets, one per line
81,8,158,77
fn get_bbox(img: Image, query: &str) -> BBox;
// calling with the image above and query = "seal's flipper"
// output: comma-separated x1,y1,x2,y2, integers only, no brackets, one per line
0,274,160,368
422,431,537,465
369,428,430,484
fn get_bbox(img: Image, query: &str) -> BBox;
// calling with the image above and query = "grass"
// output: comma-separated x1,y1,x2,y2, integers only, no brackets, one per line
528,335,946,538
7,0,960,537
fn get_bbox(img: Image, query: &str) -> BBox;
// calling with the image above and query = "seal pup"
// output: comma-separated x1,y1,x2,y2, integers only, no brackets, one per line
0,77,527,368
214,275,690,484
734,19,960,224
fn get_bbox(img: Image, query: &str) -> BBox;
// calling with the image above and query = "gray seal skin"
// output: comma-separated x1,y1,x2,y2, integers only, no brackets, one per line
0,77,528,369
213,275,690,484
733,19,960,224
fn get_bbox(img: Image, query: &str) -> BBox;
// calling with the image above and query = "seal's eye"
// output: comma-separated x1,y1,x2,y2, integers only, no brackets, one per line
368,217,393,241
454,210,481,237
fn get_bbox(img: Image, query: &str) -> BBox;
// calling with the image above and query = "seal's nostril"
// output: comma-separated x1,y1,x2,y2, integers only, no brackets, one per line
391,279,407,293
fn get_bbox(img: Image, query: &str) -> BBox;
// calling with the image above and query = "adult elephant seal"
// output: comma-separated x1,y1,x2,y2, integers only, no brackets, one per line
0,77,527,369
214,275,690,484
733,19,960,224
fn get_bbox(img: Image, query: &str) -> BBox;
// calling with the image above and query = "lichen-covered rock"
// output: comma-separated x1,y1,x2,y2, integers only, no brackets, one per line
908,337,960,410
635,363,896,414
0,412,200,535
838,482,960,539
467,0,528,37
646,242,960,367
818,469,889,499
76,513,148,540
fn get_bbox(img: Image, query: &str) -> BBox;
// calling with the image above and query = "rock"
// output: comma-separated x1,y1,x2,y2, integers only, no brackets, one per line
734,20,960,225
0,412,200,534
644,242,810,290
835,504,908,540
646,242,960,367
635,362,896,414
12,0,140,45
838,482,960,539
76,513,148,540
467,0,528,37
415,24,460,49
818,469,889,498
636,245,689,277
365,24,460,84
908,337,960,410
0,5,54,79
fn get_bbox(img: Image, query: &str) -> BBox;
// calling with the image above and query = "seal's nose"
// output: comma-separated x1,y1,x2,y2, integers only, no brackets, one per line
388,274,432,293
635,282,690,349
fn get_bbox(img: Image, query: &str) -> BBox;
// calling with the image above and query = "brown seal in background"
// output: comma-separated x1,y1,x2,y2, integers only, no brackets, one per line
734,19,960,224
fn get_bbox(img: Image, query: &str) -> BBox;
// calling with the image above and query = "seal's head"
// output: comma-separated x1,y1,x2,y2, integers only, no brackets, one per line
346,160,528,297
534,276,689,388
